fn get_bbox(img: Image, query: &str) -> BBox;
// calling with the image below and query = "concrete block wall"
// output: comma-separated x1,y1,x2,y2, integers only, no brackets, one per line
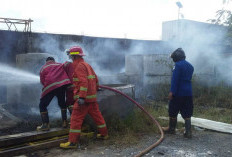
16,53,56,74
124,53,219,99
125,55,144,75
6,53,136,119
97,84,135,119
124,54,173,98
143,54,173,76
126,54,173,84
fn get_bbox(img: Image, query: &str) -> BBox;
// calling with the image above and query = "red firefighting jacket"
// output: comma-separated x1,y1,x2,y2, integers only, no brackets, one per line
63,61,74,84
40,60,71,98
63,61,75,89
72,58,99,103
63,61,75,106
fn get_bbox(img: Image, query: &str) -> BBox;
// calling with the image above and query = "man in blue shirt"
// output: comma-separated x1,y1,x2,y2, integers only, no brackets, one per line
162,48,194,138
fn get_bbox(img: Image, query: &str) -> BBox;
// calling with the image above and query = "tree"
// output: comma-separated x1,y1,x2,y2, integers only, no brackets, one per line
209,0,232,46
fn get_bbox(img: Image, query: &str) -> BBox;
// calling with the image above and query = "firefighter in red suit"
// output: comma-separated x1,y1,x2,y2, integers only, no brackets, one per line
63,50,75,115
37,57,71,131
60,46,108,149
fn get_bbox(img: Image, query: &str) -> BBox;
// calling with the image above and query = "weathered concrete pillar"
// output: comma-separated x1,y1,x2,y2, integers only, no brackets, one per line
97,84,135,119
125,54,173,99
192,60,216,85
125,54,144,75
143,54,172,85
143,54,172,99
125,55,144,98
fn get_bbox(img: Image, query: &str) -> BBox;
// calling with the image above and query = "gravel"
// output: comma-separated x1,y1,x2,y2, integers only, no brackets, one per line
30,129,232,157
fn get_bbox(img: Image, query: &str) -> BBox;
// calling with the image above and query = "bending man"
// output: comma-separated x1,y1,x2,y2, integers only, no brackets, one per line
37,57,71,131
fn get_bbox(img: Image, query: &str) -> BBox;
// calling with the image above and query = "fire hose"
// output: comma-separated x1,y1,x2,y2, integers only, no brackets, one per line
99,85,164,157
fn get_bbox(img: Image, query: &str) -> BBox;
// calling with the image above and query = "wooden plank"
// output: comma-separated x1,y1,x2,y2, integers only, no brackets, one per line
0,132,94,157
0,128,69,148
0,137,68,157
159,114,232,134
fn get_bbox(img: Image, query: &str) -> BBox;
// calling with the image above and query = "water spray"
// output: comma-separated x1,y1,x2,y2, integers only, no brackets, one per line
0,63,40,85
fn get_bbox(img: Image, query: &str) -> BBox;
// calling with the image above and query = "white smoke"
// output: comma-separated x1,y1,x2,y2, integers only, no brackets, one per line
36,20,231,87
176,20,231,85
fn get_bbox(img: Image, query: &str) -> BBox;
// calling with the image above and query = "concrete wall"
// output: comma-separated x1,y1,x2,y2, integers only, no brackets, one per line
6,53,136,120
125,55,143,75
120,54,173,98
126,54,172,76
0,30,177,105
0,30,176,69
162,19,227,43
98,84,135,119
125,54,173,83
16,53,56,74
143,54,172,76
1,27,231,103
124,53,225,99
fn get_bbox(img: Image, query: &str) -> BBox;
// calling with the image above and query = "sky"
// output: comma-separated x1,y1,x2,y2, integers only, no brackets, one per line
0,0,231,40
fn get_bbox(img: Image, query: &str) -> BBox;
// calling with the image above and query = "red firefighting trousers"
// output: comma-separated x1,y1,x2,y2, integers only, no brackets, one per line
68,101,108,143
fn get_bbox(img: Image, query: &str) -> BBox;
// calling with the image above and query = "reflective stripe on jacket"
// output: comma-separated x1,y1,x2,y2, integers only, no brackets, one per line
40,61,71,98
72,58,99,102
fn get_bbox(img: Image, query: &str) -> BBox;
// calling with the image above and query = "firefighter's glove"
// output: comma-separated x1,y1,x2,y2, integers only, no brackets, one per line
78,98,85,105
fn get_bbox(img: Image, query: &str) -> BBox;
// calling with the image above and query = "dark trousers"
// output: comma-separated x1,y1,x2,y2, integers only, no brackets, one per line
169,96,193,119
39,86,66,112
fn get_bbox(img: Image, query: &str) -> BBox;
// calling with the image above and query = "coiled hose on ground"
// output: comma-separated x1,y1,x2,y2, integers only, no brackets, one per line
99,85,164,157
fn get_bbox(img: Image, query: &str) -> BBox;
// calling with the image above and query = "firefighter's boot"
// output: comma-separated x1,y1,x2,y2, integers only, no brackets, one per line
96,134,109,140
37,112,50,131
184,118,192,138
162,117,177,134
61,108,68,128
60,142,78,149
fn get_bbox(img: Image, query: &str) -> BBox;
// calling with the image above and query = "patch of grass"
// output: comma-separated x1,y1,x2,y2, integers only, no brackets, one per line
152,83,170,101
105,82,232,145
109,129,140,146
106,98,232,146
107,104,167,133
148,81,232,109
194,106,232,123
193,82,232,108
106,102,168,145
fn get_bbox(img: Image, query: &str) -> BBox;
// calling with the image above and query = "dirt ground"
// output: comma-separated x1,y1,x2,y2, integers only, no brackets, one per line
23,129,232,157
2,105,231,157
